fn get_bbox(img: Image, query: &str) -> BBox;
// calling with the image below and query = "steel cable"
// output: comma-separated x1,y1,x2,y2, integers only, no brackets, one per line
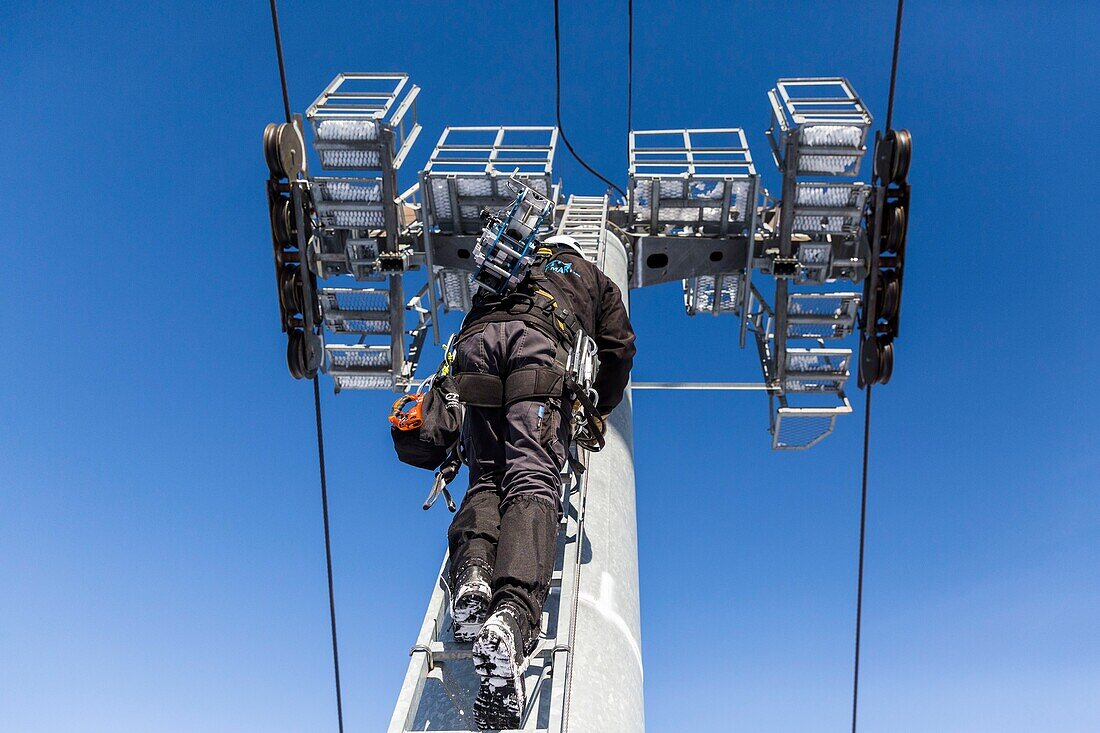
553,0,627,199
313,375,346,733
852,3,905,732
268,0,292,125
850,383,873,733
885,0,905,132
267,3,346,731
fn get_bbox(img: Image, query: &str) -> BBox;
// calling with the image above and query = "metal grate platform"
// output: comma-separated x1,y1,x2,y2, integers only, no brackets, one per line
306,73,421,172
325,344,396,392
783,347,852,392
771,391,853,450
438,269,474,313
422,127,558,235
312,176,387,230
791,182,870,236
684,273,742,316
767,78,872,177
629,128,758,235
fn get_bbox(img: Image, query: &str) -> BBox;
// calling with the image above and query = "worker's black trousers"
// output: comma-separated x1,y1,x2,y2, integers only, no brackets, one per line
447,321,570,652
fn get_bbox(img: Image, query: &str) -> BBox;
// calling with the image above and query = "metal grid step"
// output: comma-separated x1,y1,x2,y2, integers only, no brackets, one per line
790,182,870,236
319,287,391,334
684,272,742,316
786,292,860,339
325,344,395,391
771,391,853,450
783,347,852,392
438,269,474,312
312,176,387,230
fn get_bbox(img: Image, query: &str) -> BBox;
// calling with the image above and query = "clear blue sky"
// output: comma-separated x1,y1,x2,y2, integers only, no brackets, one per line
2,1,1098,731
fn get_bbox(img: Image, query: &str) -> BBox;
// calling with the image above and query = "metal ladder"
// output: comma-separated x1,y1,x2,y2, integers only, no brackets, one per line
556,195,609,263
387,457,590,733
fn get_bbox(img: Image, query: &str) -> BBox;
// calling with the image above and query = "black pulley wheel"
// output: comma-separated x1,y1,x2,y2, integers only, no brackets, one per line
286,330,306,379
885,203,907,257
876,269,900,323
888,129,912,184
279,265,303,316
264,120,303,180
302,331,322,379
270,196,296,248
874,134,894,184
264,122,305,180
264,123,285,179
858,333,881,387
878,341,895,385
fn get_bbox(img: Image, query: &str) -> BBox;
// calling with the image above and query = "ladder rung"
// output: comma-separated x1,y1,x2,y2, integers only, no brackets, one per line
423,641,556,662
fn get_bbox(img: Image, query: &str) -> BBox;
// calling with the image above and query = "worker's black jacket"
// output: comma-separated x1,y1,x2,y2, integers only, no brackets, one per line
459,249,636,415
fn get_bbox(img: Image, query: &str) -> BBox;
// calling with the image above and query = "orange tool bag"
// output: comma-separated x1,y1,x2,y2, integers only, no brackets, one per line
389,374,463,470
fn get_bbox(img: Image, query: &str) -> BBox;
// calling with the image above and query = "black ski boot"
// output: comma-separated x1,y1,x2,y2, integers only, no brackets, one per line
471,602,529,730
451,562,492,643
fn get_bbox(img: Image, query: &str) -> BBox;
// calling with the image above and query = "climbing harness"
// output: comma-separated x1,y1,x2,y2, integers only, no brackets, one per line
456,236,608,451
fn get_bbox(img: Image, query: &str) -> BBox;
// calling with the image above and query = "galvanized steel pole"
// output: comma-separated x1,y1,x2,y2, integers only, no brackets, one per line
564,229,645,733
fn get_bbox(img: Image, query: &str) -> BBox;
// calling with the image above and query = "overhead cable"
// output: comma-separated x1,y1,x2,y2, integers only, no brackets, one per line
885,0,905,131
267,3,347,732
851,3,905,733
268,0,292,125
850,382,873,733
553,0,627,199
312,375,346,733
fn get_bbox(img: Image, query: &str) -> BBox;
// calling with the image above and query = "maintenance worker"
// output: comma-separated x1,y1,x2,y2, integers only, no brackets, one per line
447,233,635,730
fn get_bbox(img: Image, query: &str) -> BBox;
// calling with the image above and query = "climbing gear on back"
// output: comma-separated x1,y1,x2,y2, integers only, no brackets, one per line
461,243,585,350
460,215,610,451
471,175,555,296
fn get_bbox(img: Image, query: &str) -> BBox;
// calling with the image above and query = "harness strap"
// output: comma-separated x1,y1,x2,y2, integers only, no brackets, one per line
504,365,566,406
453,372,504,407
